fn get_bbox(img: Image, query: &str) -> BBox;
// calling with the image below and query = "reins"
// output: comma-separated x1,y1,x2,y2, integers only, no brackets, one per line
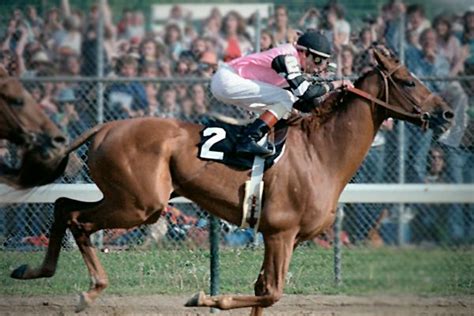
345,66,431,130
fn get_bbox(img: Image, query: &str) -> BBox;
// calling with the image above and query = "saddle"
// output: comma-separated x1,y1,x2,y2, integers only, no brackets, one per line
197,118,288,170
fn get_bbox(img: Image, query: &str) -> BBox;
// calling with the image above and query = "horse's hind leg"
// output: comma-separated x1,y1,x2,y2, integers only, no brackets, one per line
186,230,296,313
11,197,99,279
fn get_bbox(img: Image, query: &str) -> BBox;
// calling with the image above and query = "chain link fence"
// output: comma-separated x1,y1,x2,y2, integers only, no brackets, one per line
0,0,473,295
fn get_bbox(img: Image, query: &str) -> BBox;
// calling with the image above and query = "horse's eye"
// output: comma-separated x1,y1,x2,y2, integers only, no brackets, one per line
12,98,24,107
404,80,416,87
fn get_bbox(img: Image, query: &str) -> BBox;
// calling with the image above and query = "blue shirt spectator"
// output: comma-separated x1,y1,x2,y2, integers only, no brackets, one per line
106,55,148,119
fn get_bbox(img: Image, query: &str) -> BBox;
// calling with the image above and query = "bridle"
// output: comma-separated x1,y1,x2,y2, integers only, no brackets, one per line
346,65,433,130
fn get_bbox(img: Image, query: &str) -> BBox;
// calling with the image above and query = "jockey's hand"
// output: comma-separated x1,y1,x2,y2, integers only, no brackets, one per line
271,55,302,79
331,79,354,90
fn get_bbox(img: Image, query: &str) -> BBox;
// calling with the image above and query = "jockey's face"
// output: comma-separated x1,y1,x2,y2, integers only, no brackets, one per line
298,49,328,75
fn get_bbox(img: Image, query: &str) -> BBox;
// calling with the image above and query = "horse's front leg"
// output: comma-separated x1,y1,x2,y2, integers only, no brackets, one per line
186,230,296,314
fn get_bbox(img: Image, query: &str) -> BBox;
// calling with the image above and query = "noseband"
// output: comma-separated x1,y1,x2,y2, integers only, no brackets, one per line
346,65,432,130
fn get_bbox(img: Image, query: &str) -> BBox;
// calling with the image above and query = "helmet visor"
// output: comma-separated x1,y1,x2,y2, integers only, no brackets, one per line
296,45,328,65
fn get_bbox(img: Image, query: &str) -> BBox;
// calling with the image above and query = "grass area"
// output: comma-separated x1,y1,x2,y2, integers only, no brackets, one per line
0,246,472,296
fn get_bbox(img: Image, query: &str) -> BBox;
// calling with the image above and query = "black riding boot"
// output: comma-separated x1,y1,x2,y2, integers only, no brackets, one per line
235,118,273,156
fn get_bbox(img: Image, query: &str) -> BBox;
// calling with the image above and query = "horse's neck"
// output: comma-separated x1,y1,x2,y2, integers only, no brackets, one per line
307,73,386,184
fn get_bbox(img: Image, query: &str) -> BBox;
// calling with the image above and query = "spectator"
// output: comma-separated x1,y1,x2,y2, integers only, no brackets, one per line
139,60,160,113
433,14,466,76
190,37,207,61
116,8,133,40
196,50,217,78
139,37,164,65
59,54,81,76
164,23,184,62
326,3,351,52
202,13,221,42
336,45,355,77
298,7,320,31
157,58,172,77
406,4,431,49
219,11,253,62
175,83,189,103
25,5,44,40
126,11,145,43
353,27,376,74
259,29,276,51
383,0,406,54
53,15,82,57
460,10,474,80
106,55,147,119
411,146,448,244
39,79,59,105
180,97,194,121
270,5,295,45
167,4,192,34
42,7,62,43
158,85,180,118
403,28,448,183
191,83,209,123
53,88,83,139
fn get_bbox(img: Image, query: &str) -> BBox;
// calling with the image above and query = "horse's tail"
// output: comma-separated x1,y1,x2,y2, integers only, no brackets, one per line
65,124,104,156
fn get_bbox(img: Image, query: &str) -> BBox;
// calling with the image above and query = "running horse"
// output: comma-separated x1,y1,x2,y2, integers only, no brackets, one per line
9,48,453,315
0,65,68,188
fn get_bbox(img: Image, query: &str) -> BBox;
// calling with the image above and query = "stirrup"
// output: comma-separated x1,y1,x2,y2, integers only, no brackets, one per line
261,142,276,157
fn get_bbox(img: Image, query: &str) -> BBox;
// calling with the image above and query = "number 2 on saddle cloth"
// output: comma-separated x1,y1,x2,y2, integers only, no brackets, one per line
197,119,288,170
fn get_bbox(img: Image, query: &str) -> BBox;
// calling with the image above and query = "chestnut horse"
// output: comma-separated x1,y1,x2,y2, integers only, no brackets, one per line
0,65,68,188
10,49,453,315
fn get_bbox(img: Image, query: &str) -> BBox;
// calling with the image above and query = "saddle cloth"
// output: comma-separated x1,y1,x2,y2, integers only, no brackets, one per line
197,119,288,170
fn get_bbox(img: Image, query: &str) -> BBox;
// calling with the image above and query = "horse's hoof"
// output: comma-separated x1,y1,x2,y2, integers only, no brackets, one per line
75,292,92,313
11,264,29,279
185,291,206,307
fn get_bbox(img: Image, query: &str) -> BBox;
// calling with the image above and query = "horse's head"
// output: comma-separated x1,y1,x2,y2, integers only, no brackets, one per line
371,47,454,134
0,65,69,188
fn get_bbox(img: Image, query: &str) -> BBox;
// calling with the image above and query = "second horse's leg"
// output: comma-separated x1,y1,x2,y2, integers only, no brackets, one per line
11,198,100,279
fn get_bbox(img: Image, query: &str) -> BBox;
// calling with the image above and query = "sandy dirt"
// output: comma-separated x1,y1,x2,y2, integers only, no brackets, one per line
0,294,472,316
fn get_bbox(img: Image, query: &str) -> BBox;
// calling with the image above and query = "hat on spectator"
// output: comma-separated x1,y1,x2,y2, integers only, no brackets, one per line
55,88,77,103
31,51,52,64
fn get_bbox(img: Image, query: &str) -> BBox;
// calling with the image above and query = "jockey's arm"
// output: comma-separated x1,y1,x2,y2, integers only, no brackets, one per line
271,55,334,102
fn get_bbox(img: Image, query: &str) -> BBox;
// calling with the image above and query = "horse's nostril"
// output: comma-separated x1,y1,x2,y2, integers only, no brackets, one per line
443,111,454,121
52,136,67,146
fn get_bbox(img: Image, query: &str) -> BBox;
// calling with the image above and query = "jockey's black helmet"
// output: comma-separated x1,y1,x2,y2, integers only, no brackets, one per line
296,31,331,59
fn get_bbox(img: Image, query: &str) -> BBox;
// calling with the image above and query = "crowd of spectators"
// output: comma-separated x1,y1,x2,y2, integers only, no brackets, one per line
1,0,473,247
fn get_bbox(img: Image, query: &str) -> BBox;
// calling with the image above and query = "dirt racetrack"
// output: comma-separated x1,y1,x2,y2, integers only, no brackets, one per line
0,294,472,316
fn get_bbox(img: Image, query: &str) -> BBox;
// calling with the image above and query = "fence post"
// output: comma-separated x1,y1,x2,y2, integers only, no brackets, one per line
209,215,220,313
333,205,343,286
94,0,106,250
397,12,407,246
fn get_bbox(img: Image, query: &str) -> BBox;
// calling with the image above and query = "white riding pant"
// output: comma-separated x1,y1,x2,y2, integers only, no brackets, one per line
210,64,297,120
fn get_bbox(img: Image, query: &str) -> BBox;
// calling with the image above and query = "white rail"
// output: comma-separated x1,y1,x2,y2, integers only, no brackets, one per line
1,183,473,204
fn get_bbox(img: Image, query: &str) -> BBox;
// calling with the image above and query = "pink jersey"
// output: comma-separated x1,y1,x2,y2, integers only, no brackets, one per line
228,44,299,87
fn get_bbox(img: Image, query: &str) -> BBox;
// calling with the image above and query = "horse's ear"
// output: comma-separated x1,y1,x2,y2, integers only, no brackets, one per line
372,47,390,70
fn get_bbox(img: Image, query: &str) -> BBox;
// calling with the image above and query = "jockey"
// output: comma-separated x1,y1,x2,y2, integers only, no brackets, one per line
210,31,350,156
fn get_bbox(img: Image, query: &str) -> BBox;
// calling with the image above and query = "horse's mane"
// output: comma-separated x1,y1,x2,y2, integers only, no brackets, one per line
286,71,372,133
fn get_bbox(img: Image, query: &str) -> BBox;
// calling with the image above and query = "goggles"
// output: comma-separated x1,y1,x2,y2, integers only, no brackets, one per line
296,44,329,65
